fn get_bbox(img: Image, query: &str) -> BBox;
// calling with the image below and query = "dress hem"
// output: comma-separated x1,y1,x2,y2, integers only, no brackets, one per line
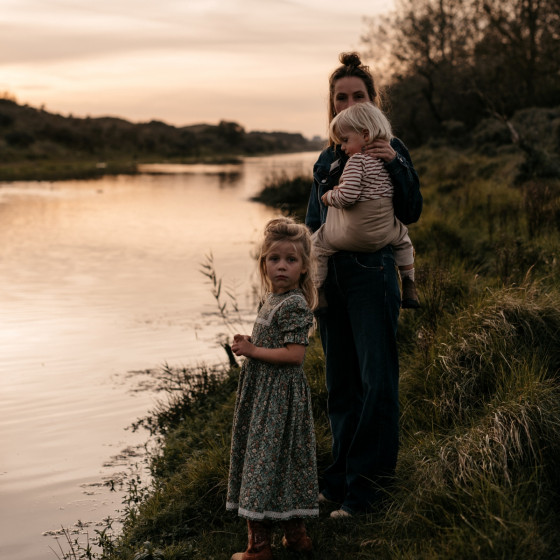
226,502,319,520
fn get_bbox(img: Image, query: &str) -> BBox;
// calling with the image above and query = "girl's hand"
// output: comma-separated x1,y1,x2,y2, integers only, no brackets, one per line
362,139,396,163
231,334,305,366
232,334,254,357
233,334,250,343
321,193,330,206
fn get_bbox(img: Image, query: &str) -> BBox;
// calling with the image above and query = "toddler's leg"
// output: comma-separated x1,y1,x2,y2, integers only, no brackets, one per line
393,234,419,309
400,272,420,309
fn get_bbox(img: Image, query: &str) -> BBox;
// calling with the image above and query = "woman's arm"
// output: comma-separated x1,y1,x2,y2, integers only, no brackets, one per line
364,137,422,224
231,335,306,366
384,138,420,188
386,138,422,224
363,138,418,182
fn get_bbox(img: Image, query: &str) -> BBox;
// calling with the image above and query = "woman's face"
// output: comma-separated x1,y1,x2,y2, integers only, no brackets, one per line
333,76,371,114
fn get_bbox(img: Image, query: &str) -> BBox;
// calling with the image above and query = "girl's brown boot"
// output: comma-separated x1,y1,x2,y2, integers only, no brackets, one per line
281,518,313,553
231,520,273,560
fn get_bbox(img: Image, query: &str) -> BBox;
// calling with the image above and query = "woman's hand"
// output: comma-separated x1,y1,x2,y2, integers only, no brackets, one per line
362,139,396,163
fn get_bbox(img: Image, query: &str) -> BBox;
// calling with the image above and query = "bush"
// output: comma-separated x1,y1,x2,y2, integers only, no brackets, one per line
5,130,35,148
251,171,312,215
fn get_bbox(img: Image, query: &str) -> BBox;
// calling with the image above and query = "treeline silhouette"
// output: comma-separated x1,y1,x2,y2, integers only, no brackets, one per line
0,96,322,164
363,0,560,148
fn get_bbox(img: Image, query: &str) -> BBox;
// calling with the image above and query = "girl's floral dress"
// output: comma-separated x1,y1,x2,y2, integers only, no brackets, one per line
226,289,319,521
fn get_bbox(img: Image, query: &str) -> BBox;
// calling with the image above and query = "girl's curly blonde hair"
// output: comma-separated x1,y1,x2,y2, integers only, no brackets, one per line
257,217,318,310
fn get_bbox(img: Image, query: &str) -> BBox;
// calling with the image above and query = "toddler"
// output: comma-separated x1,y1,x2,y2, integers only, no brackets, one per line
312,102,419,309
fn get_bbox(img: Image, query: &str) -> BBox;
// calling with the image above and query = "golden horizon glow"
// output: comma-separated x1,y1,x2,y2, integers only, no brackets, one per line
1,0,393,139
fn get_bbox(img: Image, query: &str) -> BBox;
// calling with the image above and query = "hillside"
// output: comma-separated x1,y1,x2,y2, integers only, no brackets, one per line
0,97,324,181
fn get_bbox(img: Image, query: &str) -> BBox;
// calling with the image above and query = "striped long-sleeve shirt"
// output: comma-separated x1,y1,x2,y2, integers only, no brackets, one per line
323,152,393,209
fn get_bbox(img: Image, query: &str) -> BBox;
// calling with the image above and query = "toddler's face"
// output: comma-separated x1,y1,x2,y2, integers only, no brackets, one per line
338,128,367,156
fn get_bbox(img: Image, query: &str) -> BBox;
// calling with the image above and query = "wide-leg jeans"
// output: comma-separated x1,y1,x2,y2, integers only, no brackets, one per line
319,247,401,514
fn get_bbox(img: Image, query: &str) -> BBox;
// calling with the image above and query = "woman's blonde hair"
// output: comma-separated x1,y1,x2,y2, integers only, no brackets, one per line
258,217,317,310
329,102,393,146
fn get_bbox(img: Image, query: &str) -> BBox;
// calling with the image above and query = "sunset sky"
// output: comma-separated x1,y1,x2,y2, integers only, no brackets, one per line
1,0,393,139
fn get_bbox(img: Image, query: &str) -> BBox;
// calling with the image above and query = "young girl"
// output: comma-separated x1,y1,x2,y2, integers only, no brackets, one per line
312,101,419,309
226,217,319,560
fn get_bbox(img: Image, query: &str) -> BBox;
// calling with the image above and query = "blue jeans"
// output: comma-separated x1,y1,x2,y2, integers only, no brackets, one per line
319,248,401,514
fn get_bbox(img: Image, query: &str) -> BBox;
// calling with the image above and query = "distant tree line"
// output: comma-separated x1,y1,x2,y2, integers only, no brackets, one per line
362,0,560,146
0,97,322,163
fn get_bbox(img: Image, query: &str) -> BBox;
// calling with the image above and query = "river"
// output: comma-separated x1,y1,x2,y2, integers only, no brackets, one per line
0,151,319,559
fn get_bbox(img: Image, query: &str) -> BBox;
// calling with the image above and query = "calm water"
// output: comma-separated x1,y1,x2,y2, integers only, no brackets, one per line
0,152,318,559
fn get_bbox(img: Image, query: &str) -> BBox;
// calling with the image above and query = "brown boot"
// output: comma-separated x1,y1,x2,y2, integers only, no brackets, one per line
281,518,312,553
231,520,273,560
401,276,420,309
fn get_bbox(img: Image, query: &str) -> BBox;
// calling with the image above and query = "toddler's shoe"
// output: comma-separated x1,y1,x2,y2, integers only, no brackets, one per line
401,277,420,309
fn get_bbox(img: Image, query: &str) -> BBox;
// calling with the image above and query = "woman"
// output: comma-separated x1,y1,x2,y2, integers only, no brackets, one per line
305,52,421,517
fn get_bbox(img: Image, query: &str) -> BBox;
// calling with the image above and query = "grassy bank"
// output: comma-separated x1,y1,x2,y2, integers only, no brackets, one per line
0,156,244,182
0,159,140,182
60,141,560,559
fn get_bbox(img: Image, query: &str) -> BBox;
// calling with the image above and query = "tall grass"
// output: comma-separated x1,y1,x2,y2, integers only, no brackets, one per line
62,142,560,559
99,282,560,560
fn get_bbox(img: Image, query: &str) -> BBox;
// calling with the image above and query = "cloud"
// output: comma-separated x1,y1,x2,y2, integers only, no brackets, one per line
1,0,392,137
3,0,371,63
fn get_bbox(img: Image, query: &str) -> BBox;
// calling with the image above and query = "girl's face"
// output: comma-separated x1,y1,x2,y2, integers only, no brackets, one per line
333,76,371,114
264,241,306,294
338,128,368,156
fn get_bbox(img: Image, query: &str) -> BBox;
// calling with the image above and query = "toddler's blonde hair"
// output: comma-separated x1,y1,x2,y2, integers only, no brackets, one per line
330,102,393,146
258,217,317,311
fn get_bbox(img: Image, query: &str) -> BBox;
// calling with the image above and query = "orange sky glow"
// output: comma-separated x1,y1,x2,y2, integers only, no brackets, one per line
1,0,394,139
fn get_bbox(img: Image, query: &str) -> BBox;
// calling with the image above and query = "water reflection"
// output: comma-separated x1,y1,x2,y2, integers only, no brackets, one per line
138,163,243,187
0,151,318,560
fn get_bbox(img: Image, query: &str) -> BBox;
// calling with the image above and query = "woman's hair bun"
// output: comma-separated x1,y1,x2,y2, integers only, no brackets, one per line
339,52,362,67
